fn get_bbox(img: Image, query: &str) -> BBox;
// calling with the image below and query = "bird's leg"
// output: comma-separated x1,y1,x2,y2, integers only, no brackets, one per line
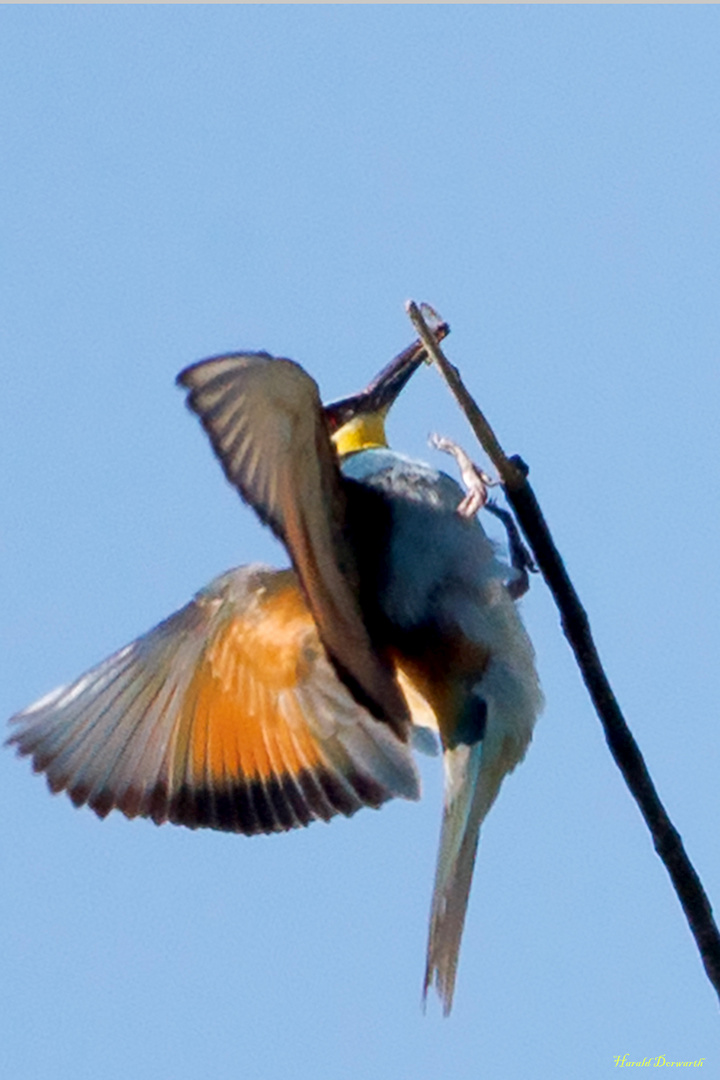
429,433,498,518
430,433,537,600
483,501,537,599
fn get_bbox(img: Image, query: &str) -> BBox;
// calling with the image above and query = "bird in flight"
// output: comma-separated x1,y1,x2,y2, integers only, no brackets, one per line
7,327,542,1014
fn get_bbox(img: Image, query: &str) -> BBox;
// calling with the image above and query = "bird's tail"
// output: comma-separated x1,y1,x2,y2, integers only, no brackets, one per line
423,728,528,1015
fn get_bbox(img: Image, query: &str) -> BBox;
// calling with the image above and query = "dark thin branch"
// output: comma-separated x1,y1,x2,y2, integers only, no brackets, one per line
407,300,720,1005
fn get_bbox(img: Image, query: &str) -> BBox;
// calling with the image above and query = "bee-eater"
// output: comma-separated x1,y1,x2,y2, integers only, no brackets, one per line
7,339,542,1014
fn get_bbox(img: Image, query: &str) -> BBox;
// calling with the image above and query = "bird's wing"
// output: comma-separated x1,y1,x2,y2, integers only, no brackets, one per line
177,353,409,737
7,566,420,835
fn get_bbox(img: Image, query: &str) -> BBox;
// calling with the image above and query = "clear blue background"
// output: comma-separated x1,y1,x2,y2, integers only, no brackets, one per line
2,8,719,1078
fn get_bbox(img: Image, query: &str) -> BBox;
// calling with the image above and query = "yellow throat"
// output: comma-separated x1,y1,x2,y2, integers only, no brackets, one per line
331,411,388,457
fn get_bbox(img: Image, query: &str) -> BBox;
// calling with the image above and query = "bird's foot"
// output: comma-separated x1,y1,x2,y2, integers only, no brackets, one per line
429,433,537,599
429,433,498,518
483,500,537,599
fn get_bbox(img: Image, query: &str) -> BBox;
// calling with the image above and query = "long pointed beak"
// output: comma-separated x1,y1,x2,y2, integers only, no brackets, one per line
324,320,449,433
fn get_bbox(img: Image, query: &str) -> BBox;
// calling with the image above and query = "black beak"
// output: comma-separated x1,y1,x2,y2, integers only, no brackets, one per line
324,320,449,434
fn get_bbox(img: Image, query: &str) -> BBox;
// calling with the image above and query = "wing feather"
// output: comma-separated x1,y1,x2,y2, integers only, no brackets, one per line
177,353,409,735
7,566,420,835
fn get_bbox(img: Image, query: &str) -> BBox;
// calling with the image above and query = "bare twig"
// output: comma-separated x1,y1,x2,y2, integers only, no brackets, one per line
407,299,720,1005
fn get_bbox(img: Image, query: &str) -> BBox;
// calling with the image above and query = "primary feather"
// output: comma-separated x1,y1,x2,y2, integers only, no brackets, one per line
8,566,421,833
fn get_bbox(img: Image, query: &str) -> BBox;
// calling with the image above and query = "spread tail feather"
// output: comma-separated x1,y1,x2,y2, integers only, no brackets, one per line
423,735,525,1015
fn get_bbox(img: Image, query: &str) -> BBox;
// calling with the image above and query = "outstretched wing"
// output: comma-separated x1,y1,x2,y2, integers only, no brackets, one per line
177,353,409,736
7,566,420,835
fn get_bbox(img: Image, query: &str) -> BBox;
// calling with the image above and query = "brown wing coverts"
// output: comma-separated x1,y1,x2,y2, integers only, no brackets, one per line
7,567,420,835
177,353,410,736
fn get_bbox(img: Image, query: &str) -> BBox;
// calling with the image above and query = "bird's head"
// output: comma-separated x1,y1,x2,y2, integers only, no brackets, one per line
324,325,448,457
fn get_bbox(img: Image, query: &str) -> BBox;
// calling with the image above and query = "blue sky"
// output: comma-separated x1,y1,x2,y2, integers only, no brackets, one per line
2,7,719,1078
